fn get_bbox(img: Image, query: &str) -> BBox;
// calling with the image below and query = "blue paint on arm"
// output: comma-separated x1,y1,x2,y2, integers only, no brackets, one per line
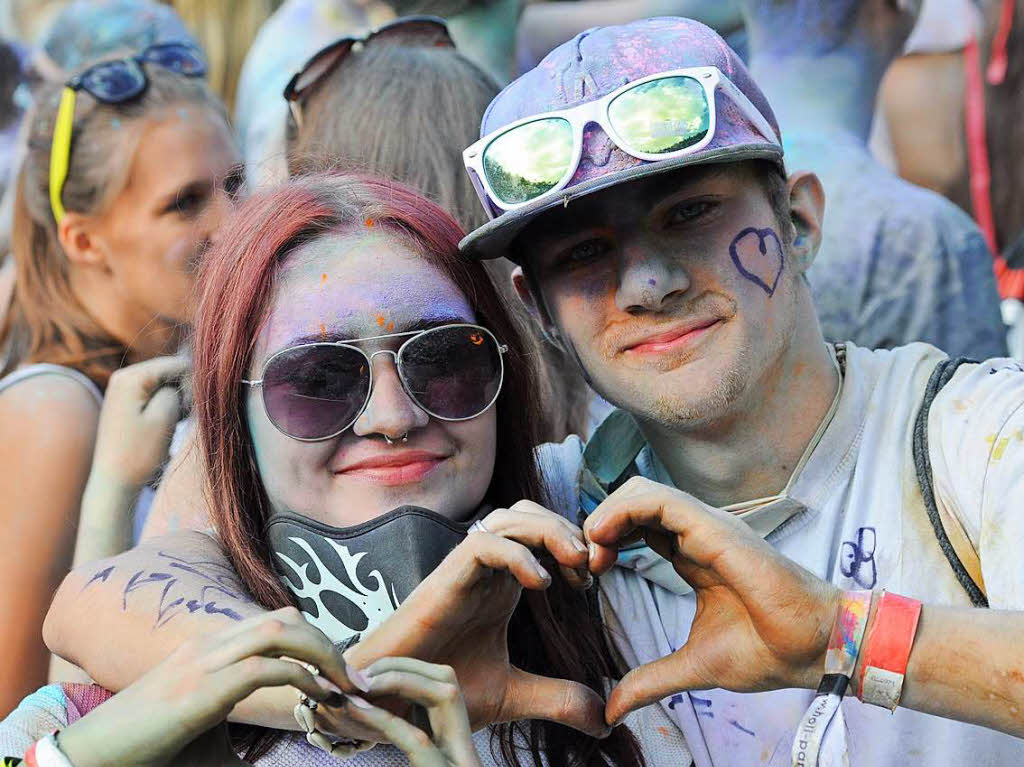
83,565,115,589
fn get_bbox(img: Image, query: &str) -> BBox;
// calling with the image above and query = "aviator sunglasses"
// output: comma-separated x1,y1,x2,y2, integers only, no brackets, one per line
463,65,780,214
48,41,207,223
283,15,454,129
243,323,508,442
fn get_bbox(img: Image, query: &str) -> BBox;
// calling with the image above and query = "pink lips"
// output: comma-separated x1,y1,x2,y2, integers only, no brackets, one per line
623,319,722,355
335,450,448,486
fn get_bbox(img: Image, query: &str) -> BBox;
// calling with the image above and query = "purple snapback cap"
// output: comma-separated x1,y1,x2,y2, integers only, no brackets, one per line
460,17,785,261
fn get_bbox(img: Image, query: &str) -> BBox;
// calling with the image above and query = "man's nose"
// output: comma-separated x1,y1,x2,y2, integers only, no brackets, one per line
615,237,691,314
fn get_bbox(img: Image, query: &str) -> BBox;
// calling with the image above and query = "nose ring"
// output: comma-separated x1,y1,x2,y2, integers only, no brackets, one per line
384,433,409,445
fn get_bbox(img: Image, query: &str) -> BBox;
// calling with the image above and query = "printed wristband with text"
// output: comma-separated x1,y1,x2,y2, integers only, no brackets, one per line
857,591,923,711
791,590,872,767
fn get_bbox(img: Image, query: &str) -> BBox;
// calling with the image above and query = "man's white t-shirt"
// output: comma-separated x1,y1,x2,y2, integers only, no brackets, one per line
538,342,1024,767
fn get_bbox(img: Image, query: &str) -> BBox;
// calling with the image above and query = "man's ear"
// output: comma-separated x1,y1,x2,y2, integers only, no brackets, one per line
57,212,109,270
511,265,565,350
786,171,825,275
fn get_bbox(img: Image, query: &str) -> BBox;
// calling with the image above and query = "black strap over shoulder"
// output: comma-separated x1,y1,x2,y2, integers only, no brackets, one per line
912,356,989,608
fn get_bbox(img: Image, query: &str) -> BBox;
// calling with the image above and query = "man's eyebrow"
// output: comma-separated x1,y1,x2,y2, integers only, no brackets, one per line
280,314,471,349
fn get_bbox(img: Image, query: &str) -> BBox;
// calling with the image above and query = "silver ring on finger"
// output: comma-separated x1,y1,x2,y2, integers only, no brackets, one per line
469,519,489,534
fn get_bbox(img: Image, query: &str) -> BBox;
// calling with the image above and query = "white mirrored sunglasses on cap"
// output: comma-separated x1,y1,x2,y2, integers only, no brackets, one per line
463,65,781,217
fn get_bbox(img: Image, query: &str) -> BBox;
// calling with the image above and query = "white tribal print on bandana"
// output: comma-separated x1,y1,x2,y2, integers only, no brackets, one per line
275,537,399,641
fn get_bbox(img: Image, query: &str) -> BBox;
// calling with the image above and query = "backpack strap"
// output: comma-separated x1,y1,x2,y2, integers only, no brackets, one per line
912,357,989,608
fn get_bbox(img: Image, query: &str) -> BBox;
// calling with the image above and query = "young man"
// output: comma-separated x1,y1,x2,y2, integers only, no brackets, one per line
460,13,1024,765
458,15,1024,766
44,16,1024,767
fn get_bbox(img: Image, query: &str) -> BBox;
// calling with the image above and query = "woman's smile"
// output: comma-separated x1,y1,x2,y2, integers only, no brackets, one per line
333,448,451,485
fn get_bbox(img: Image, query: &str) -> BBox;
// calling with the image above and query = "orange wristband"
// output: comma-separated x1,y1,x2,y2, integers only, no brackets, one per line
857,591,922,710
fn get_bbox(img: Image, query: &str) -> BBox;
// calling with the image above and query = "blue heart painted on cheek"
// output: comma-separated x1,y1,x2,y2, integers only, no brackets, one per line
728,227,784,296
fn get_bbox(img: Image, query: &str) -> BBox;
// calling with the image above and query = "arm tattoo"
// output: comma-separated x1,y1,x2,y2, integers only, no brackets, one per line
85,550,255,629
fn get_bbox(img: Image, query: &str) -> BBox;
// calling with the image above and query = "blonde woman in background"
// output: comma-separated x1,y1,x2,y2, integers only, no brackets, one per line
0,48,238,714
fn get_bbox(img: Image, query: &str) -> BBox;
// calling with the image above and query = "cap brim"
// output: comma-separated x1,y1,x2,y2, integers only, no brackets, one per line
459,144,784,262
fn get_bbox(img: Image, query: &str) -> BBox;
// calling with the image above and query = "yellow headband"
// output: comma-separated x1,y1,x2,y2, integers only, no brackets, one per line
48,87,77,224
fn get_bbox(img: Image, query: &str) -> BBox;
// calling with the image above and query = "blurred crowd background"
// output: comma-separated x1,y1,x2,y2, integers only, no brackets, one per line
1,0,1024,359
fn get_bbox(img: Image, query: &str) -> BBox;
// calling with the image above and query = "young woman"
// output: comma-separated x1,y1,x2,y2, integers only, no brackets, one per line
0,44,239,712
27,172,643,766
142,25,590,542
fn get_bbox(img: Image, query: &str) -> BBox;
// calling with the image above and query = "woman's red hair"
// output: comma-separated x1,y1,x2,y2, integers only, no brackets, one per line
192,172,643,767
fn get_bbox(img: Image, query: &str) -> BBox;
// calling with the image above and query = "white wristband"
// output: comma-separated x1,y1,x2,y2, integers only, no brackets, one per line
33,734,75,767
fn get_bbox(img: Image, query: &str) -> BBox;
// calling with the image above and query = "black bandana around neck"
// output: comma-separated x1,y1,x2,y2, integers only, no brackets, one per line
266,506,471,643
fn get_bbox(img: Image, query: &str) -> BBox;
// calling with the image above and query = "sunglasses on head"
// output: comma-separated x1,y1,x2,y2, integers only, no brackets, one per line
463,65,780,215
243,323,508,442
283,15,454,129
48,41,206,223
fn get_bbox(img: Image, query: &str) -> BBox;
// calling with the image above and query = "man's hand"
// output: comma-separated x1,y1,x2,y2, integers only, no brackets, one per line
584,477,839,725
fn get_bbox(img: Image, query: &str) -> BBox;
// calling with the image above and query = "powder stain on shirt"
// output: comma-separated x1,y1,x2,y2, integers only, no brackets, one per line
985,433,1011,462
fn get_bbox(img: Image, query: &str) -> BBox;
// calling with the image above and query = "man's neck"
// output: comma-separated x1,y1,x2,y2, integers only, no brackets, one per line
639,305,840,508
747,46,891,144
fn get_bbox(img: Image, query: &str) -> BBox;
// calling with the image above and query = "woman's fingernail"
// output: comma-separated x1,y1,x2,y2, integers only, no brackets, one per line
588,542,599,562
347,694,373,710
571,537,587,554
534,561,551,583
315,676,343,696
348,668,372,693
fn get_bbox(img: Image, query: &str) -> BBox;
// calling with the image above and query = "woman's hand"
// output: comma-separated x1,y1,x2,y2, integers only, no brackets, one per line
55,608,365,767
90,355,190,490
584,476,839,724
346,500,610,739
343,658,484,767
73,355,191,565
